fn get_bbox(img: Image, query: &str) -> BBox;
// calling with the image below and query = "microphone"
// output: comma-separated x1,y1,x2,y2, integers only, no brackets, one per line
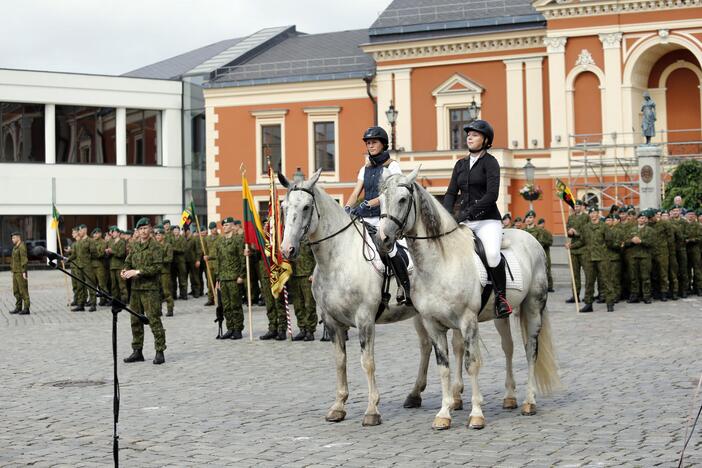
33,246,70,263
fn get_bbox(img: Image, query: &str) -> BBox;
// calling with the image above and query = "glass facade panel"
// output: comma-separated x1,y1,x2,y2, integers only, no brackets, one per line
183,78,206,217
55,106,116,164
314,121,335,172
0,103,45,163
261,124,282,174
126,109,161,166
450,107,471,151
0,215,46,266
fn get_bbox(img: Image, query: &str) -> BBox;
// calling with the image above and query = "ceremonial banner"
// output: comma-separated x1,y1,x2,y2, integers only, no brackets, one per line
265,162,292,298
556,178,576,210
180,204,193,228
242,171,270,272
50,204,60,230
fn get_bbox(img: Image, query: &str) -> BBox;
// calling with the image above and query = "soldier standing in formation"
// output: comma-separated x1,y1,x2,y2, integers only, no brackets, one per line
215,217,246,340
122,217,167,365
624,211,654,303
105,225,128,306
648,210,671,301
250,237,287,341
204,222,220,306
9,232,30,315
184,226,202,298
566,200,588,303
522,211,554,293
536,218,554,292
154,226,175,317
90,227,109,305
170,225,188,300
72,224,97,312
290,241,317,341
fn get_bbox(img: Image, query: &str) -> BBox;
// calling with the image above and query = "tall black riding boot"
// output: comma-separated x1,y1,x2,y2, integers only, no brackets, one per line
389,254,412,306
490,259,512,319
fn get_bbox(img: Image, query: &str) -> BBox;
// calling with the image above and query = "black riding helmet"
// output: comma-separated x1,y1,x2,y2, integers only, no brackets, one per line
463,119,494,150
362,126,389,150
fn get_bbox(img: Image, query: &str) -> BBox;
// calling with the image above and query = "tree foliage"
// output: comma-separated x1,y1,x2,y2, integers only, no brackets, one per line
663,160,702,210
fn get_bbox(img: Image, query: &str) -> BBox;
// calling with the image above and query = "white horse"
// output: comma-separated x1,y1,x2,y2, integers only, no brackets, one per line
378,169,562,430
278,169,467,426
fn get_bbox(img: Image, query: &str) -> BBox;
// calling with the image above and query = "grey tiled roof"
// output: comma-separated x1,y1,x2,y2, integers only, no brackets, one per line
369,0,544,40
123,37,244,80
207,29,374,88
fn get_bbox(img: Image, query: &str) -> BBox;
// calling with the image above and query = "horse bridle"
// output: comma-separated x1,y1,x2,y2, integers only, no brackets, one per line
287,186,355,246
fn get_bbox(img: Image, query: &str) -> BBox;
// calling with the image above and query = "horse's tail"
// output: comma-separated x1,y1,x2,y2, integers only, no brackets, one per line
519,306,562,395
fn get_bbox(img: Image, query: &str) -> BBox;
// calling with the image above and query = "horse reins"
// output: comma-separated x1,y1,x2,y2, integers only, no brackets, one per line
288,186,355,246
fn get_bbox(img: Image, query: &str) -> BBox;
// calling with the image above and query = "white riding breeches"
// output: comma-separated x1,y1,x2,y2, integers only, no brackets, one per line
460,219,503,268
366,216,404,257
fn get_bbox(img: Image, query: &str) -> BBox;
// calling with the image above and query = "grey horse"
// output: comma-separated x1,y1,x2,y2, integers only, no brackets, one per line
278,169,467,426
378,168,562,430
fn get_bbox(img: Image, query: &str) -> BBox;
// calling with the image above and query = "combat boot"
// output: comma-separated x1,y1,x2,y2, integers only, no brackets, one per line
166,308,173,317
153,351,165,365
275,330,287,341
304,331,315,341
259,330,277,340
9,307,20,314
88,304,97,312
123,349,144,363
71,304,85,312
18,308,30,315
579,303,594,313
292,331,307,341
565,296,579,304
230,330,243,340
98,298,108,306
606,304,614,312
626,295,639,304
204,299,214,306
220,329,234,339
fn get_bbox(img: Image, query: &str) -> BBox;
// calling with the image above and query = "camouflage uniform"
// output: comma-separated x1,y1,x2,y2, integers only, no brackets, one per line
157,237,174,315
675,217,690,296
648,218,670,298
604,222,625,301
90,233,109,299
205,233,220,304
666,219,681,299
290,242,317,334
572,220,615,306
75,235,97,307
184,231,203,297
11,239,29,311
257,252,287,334
623,222,654,301
106,234,128,305
124,237,166,353
216,233,246,332
566,210,589,298
686,218,702,294
524,224,553,290
170,233,188,299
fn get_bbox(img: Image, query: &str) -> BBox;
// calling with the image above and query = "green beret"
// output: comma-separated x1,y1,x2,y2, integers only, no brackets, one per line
696,209,702,216
233,219,242,225
172,225,181,231
200,227,208,233
587,207,599,213
222,217,235,225
513,216,523,222
78,224,87,229
613,214,621,220
135,217,151,229
154,227,164,235
209,221,217,229
609,205,620,213
10,231,21,237
525,210,536,218
125,229,133,235
537,218,545,225
646,210,656,218
91,227,102,235
627,209,636,215
162,219,171,225
155,224,164,230
108,225,119,232
72,226,80,232
575,200,584,206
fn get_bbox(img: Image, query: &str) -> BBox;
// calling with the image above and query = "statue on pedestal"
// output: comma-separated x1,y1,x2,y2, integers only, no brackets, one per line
641,91,656,145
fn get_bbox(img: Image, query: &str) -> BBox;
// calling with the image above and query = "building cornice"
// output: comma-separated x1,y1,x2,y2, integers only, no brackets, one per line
361,30,546,62
535,0,702,20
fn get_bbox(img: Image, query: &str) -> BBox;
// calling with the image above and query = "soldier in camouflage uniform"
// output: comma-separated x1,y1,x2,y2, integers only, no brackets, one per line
537,218,554,292
203,222,220,306
170,225,188,300
523,211,552,292
623,211,654,303
685,209,702,295
105,226,128,306
233,220,248,302
566,200,589,302
122,217,167,365
154,226,175,317
67,226,80,306
604,214,624,302
9,232,30,314
290,241,317,341
670,207,688,298
569,207,615,312
184,226,203,298
72,225,97,312
215,217,246,340
661,210,680,300
90,227,109,305
647,210,670,301
250,243,287,341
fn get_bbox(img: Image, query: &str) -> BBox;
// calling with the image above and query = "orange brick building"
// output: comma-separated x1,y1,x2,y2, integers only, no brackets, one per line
203,0,702,234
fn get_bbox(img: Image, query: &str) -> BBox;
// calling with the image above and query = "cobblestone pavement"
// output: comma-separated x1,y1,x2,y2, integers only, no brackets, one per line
1,268,701,467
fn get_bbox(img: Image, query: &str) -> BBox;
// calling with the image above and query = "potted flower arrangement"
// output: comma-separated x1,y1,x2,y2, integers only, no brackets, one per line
519,184,542,201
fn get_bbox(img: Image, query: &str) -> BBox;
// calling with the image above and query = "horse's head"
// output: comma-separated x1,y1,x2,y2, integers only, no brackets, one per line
280,168,322,260
378,167,420,253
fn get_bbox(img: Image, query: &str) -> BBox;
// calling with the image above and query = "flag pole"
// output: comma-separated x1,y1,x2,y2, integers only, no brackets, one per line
241,163,255,342
192,202,217,307
559,201,580,313
55,228,71,307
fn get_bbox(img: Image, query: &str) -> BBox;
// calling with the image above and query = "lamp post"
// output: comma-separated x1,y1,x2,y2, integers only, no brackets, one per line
468,97,480,122
385,101,398,151
523,158,536,211
293,167,305,184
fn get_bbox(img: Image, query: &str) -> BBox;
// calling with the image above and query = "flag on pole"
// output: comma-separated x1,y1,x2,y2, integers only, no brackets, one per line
181,202,193,228
556,178,576,209
50,204,60,230
242,170,270,272
266,160,292,298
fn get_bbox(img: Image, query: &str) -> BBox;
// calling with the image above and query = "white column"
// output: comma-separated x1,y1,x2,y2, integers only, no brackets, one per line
524,57,545,148
46,215,57,253
117,214,127,231
116,107,126,166
599,33,624,152
394,68,413,151
45,104,55,164
504,59,525,149
375,70,394,138
545,37,568,148
161,108,182,168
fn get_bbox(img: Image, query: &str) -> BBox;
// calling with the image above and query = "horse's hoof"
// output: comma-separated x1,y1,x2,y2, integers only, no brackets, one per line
325,410,346,422
432,417,451,430
403,394,422,408
468,416,485,430
361,414,382,426
521,403,537,416
451,399,463,411
502,397,518,409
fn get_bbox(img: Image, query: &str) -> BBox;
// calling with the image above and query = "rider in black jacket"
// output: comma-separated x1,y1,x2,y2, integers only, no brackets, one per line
442,120,512,318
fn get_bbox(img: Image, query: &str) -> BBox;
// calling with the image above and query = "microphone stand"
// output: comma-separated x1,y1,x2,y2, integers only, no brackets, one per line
45,257,148,468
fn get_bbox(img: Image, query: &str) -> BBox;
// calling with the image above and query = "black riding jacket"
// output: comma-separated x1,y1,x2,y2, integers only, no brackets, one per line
442,152,502,223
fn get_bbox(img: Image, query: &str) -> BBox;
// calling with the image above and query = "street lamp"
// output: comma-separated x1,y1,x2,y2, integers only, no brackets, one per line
468,97,481,122
385,101,398,151
523,158,536,211
293,167,305,184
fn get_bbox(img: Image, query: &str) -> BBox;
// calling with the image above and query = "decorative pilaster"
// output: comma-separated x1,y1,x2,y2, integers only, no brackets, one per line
545,36,568,148
599,33,623,149
116,108,126,166
504,59,525,149
44,104,55,164
524,57,545,148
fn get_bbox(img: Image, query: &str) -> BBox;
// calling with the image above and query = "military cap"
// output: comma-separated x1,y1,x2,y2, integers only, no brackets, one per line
200,227,209,233
72,226,80,232
524,210,536,218
537,218,545,225
502,213,512,221
154,227,165,235
10,231,21,237
209,221,217,229
627,208,636,215
155,223,164,230
78,224,87,229
661,209,668,214
233,219,242,225
172,225,181,231
108,225,120,232
587,206,599,213
613,214,620,220
222,217,235,225
575,200,584,206
697,209,702,216
125,229,133,235
91,227,102,235
513,216,523,222
609,205,620,213
680,208,688,215
645,209,656,218
135,217,151,228
162,219,171,225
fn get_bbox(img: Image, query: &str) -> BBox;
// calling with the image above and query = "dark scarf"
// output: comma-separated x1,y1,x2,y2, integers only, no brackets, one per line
369,150,390,167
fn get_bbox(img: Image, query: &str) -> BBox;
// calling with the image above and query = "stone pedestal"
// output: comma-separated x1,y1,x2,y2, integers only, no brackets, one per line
636,145,661,210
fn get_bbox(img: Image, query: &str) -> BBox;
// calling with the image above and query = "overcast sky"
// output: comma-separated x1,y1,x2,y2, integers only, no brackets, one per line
2,0,392,76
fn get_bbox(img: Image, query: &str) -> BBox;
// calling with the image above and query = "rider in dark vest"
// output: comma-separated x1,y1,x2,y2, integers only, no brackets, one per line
345,126,412,306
